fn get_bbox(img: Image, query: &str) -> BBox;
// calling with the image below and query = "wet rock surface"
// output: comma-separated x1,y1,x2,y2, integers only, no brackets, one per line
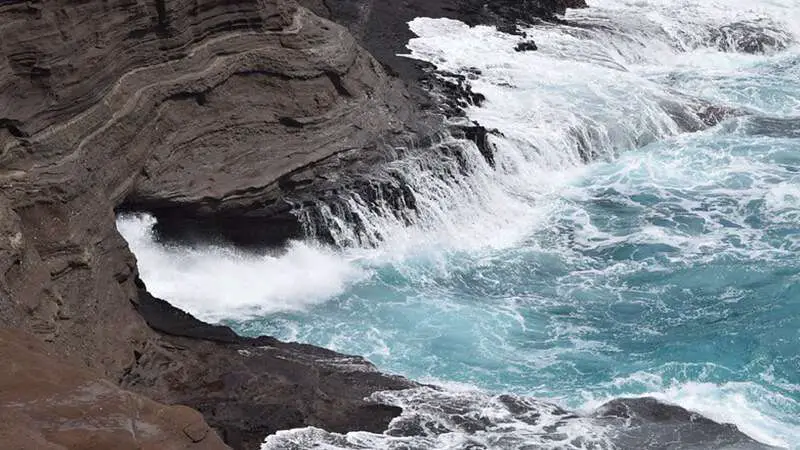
710,21,794,54
266,387,776,449
390,390,777,449
129,279,414,449
660,96,748,133
515,40,539,51
594,397,778,449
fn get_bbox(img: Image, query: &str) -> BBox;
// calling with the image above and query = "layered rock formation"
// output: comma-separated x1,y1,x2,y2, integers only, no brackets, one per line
1,0,435,248
0,0,424,448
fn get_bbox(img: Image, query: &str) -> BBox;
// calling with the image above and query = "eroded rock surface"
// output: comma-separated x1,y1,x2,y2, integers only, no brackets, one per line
0,0,429,448
0,328,229,450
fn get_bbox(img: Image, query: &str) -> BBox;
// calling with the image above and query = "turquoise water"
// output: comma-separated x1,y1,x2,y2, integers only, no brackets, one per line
231,118,800,445
121,1,800,447
243,16,800,448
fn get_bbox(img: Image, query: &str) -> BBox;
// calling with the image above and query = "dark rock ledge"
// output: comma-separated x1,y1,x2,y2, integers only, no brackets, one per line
127,278,414,449
129,282,778,450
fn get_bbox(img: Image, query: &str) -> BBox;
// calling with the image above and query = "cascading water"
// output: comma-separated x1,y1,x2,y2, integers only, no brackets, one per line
118,0,800,448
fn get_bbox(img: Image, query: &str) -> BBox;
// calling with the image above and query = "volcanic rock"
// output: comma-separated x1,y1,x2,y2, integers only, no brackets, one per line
0,328,229,450
0,0,430,448
302,0,588,82
515,40,539,51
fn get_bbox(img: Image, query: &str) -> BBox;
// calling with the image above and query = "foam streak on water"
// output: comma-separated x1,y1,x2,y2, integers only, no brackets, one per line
118,0,800,448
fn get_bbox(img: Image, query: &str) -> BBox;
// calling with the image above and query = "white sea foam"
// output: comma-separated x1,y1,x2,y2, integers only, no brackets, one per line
116,214,367,322
580,371,800,448
262,386,615,450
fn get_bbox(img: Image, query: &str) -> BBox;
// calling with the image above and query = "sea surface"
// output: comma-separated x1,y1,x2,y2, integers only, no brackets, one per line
118,0,800,448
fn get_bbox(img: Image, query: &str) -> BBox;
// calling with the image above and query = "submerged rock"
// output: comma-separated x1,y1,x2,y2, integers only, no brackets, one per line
710,21,793,54
741,116,800,139
660,96,747,133
515,40,540,51
595,397,779,449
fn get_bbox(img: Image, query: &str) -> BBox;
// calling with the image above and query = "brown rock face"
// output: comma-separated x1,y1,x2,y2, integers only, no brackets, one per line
0,0,424,448
0,329,229,449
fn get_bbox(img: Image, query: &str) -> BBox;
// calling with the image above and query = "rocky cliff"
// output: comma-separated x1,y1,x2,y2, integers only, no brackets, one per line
0,0,423,448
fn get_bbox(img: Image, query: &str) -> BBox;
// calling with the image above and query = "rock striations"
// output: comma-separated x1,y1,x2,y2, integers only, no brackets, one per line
0,0,422,448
